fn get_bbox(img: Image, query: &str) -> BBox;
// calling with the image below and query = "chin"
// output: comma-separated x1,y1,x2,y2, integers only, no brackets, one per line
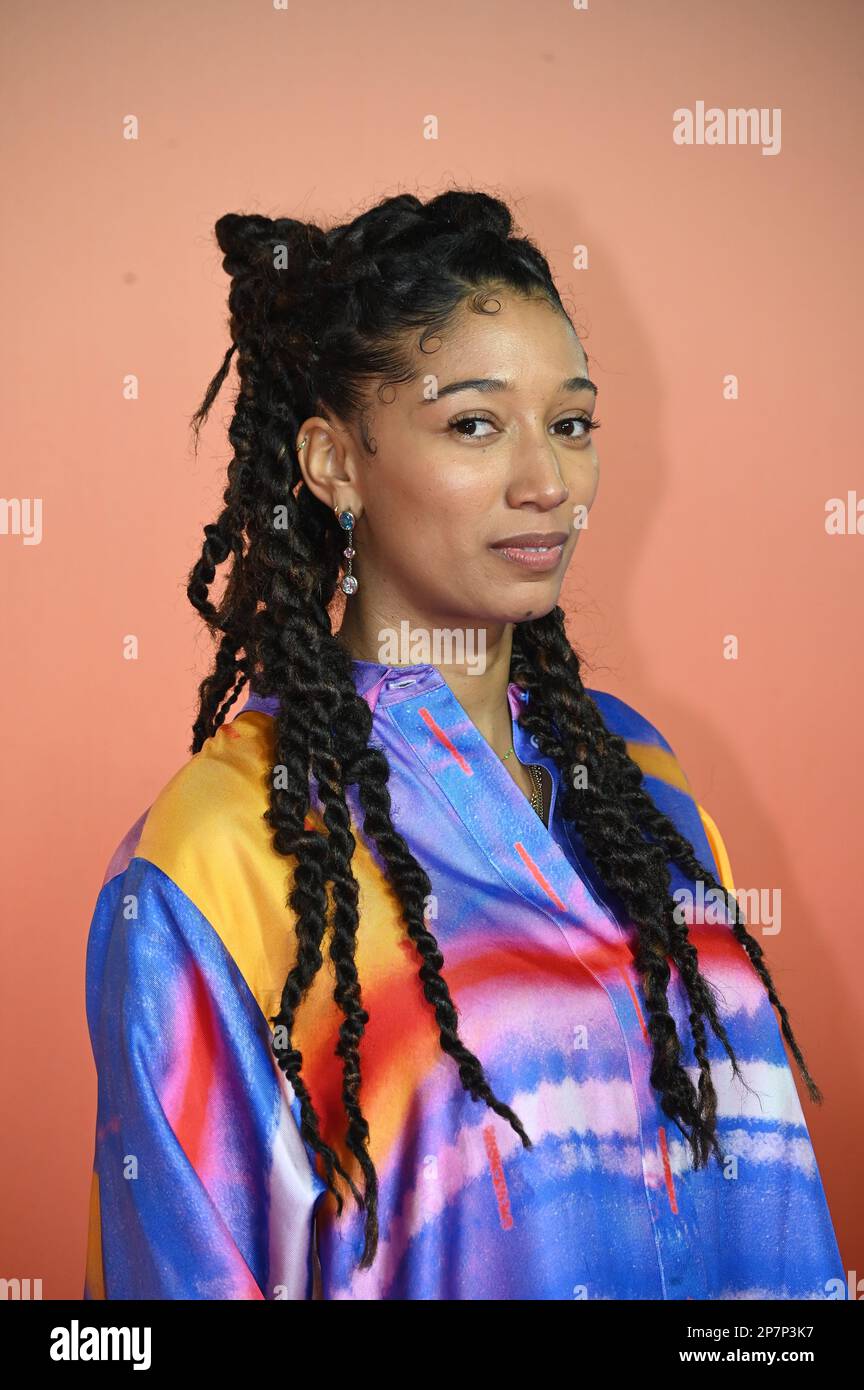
493,586,563,625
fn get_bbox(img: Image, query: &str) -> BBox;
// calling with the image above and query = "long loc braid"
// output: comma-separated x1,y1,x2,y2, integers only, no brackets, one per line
182,190,823,1275
510,607,823,1166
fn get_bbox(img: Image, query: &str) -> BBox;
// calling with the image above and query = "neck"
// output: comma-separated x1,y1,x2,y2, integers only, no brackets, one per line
337,601,517,758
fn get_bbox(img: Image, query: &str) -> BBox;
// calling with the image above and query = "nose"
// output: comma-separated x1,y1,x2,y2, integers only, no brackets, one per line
506,436,570,510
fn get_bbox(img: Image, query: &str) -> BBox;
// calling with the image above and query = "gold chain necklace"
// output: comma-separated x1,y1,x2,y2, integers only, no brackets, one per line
502,744,544,817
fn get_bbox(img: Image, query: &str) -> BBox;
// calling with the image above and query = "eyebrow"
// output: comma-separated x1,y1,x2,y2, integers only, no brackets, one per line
422,375,600,403
421,374,598,403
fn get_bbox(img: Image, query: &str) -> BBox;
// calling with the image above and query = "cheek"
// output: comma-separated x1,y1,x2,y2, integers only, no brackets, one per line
568,456,599,530
414,467,498,532
583,452,600,500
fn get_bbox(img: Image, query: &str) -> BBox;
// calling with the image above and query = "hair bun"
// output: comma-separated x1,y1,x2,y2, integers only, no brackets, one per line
425,191,514,241
213,212,329,286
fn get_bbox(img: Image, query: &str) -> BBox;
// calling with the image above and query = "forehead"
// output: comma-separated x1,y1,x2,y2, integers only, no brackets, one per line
419,291,587,376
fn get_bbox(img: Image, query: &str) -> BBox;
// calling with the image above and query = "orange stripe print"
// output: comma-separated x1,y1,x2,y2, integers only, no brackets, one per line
657,1126,679,1213
624,962,679,1217
418,707,473,774
618,965,650,1043
514,842,568,912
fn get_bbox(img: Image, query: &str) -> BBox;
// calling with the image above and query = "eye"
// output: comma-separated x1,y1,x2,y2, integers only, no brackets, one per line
447,412,601,441
553,414,602,441
448,414,497,438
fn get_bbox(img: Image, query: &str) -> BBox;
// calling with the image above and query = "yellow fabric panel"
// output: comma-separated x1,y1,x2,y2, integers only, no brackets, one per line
624,735,732,894
625,739,693,796
134,711,410,1021
696,803,735,893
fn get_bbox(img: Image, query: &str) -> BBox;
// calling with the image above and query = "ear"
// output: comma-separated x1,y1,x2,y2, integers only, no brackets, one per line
295,416,363,519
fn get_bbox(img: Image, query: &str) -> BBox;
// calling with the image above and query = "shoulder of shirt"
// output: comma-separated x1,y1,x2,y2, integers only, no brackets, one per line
584,686,679,765
97,711,401,1016
583,686,735,890
125,710,284,879
99,711,293,984
99,710,286,900
583,684,696,815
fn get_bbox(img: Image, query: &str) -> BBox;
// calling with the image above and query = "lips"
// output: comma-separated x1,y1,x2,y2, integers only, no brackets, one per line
488,530,569,573
489,531,568,549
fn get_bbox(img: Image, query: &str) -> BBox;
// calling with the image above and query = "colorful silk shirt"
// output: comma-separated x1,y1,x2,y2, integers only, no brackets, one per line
83,658,845,1300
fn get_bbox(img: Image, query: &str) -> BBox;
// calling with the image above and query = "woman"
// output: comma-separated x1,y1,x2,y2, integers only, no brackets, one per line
83,189,844,1300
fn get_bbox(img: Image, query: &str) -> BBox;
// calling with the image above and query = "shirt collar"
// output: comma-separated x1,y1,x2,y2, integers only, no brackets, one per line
349,657,527,721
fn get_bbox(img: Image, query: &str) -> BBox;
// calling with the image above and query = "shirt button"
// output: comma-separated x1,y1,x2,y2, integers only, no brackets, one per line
530,735,540,748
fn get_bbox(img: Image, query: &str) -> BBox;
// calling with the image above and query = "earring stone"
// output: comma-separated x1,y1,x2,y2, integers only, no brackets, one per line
337,509,358,594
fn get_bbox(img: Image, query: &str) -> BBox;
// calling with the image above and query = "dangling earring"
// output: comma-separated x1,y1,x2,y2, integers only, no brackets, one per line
336,506,358,594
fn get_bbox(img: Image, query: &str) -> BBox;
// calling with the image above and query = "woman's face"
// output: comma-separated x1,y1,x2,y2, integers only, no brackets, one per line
302,290,600,633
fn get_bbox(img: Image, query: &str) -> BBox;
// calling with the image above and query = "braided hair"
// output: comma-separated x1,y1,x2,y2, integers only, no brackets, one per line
185,188,821,1272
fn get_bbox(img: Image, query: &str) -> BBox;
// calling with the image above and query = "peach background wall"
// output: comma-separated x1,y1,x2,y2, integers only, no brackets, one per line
2,0,861,1297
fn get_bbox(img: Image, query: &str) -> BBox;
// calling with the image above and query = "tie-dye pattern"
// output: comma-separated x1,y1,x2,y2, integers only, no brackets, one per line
83,659,845,1299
